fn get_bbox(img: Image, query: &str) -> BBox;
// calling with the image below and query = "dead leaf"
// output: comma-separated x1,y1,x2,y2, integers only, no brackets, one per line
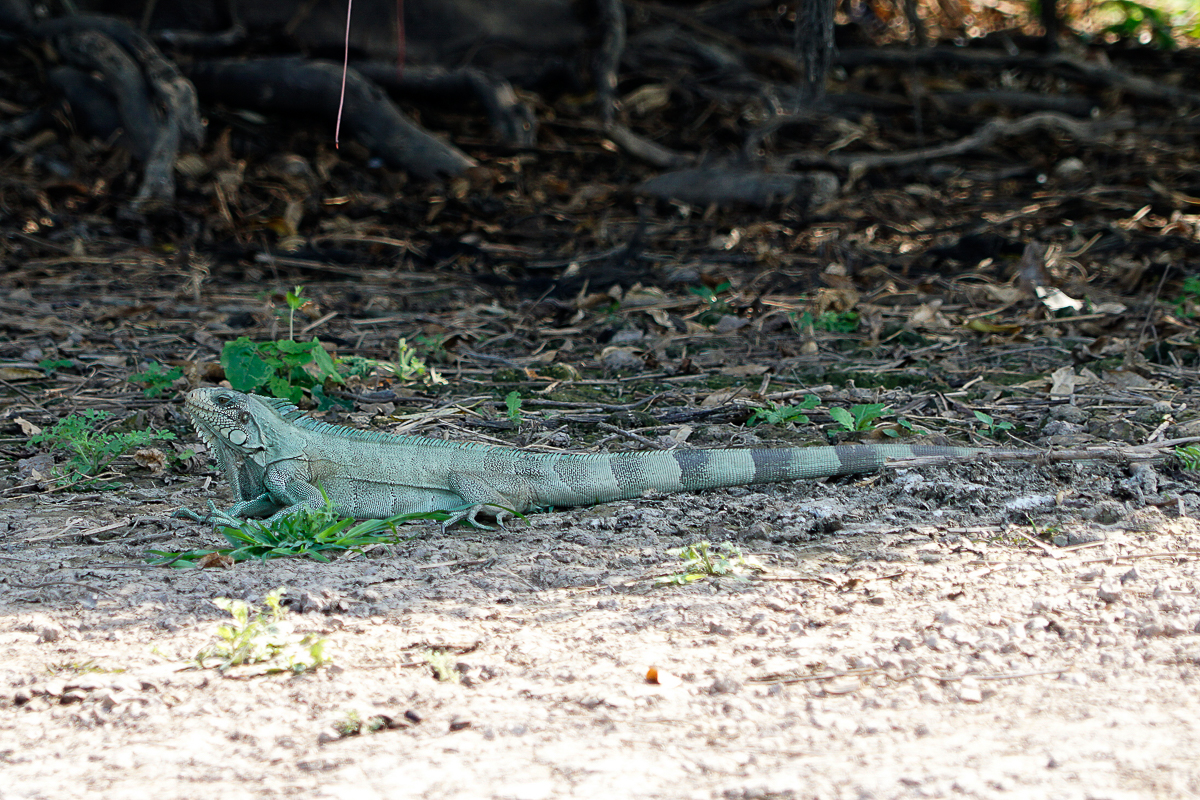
14,417,41,436
964,318,1022,334
645,666,682,688
700,388,745,407
909,301,950,329
1049,366,1077,396
980,284,1023,304
197,553,235,569
133,448,168,475
1036,286,1083,313
0,367,43,380
720,364,768,378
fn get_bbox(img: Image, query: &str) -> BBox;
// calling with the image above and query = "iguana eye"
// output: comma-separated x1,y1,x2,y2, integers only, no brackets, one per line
215,395,229,405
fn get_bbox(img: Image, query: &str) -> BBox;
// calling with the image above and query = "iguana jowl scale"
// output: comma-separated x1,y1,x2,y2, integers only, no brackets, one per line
180,387,982,527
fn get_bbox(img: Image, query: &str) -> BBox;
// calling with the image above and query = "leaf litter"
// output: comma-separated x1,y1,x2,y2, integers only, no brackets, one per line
4,8,1200,798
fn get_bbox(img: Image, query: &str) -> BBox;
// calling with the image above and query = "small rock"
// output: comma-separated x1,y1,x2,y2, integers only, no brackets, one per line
958,678,982,703
713,315,750,333
1097,582,1122,603
936,608,966,625
1120,567,1139,584
599,346,643,371
1052,157,1087,184
709,677,741,694
37,624,64,643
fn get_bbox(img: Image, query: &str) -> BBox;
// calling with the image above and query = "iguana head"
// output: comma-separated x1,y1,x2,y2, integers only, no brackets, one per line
184,388,276,460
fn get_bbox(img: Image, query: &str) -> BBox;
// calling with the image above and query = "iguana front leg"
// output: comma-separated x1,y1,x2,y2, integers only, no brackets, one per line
177,458,326,527
173,493,283,527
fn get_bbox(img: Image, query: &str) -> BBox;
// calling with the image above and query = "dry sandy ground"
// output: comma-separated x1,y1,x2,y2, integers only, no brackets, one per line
2,457,1200,800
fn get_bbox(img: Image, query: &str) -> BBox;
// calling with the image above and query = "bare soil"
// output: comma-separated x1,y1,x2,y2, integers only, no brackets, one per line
4,426,1200,798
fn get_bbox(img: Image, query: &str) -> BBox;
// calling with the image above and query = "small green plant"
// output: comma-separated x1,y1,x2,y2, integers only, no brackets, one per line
788,310,860,334
334,709,389,737
195,587,330,673
335,709,364,736
1026,516,1063,542
285,285,306,340
829,403,888,433
413,333,450,364
1176,445,1200,470
1174,275,1200,318
220,336,345,404
880,417,916,439
748,395,820,426
1098,0,1176,49
129,362,184,398
688,281,733,326
29,409,176,486
38,358,74,374
973,410,1014,437
149,500,443,566
658,540,759,585
46,659,122,675
505,390,523,425
423,649,461,683
395,337,444,384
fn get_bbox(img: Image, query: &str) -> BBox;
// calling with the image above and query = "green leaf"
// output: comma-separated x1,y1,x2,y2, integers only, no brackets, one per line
829,407,854,431
505,391,523,425
221,337,275,393
308,337,344,383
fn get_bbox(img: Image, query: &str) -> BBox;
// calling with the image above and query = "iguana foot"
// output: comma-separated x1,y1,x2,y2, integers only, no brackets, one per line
438,503,516,533
172,501,245,529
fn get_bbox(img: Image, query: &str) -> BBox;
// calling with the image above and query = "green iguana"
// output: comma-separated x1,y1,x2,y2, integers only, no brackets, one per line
179,387,989,528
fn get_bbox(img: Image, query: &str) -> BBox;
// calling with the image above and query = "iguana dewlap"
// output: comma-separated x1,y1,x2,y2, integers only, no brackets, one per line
179,387,980,528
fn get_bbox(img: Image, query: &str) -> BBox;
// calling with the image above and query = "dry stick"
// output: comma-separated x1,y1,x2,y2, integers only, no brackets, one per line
1136,262,1170,352
21,518,131,543
597,422,665,449
1079,550,1200,566
780,111,1134,180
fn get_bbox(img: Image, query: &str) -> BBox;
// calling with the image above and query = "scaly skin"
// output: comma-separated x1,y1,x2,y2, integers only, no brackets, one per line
178,387,984,528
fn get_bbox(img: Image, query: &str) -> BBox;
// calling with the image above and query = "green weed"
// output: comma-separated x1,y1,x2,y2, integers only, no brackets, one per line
29,410,176,486
38,358,74,374
505,391,523,425
220,336,345,405
129,362,184,398
659,540,759,585
747,395,819,426
829,403,888,433
688,281,733,326
789,310,860,334
1176,445,1200,470
195,587,330,673
973,410,1014,438
150,497,444,566
284,285,306,340
423,649,460,683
